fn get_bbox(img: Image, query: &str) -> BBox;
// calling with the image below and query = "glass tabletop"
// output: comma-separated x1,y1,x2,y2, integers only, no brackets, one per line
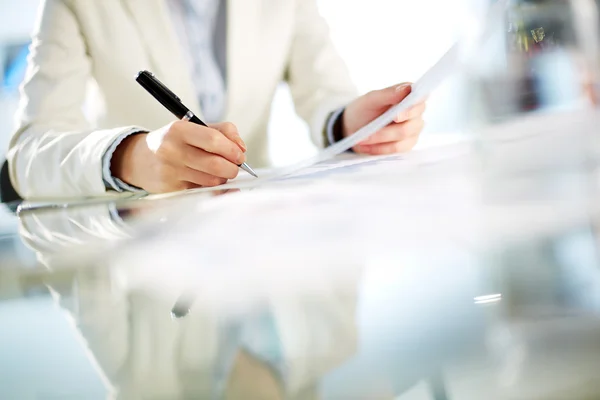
2,118,600,399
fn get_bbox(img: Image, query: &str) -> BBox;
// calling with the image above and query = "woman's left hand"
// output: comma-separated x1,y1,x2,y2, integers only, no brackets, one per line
342,83,426,155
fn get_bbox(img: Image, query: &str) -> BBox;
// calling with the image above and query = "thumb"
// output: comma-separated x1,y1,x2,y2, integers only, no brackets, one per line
371,83,412,107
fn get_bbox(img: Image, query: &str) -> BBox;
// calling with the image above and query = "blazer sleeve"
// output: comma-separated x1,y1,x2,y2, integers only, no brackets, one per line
286,0,359,148
6,0,145,199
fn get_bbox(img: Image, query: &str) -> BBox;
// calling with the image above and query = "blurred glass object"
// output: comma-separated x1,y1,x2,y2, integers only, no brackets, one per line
467,0,600,198
471,0,600,123
482,225,600,398
465,3,600,395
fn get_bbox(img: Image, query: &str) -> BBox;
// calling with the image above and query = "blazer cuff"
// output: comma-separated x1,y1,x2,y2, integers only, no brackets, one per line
324,107,355,153
102,129,147,193
325,106,345,146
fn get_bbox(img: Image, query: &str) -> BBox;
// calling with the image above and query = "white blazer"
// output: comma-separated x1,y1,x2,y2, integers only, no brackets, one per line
8,0,357,199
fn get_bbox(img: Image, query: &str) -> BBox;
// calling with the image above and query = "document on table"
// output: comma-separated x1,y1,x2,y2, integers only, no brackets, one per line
143,134,471,202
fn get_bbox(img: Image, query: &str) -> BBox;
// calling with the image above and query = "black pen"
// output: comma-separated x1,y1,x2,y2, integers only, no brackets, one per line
136,70,258,178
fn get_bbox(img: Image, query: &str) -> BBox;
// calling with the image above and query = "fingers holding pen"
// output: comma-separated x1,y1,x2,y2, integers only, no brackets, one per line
210,122,247,153
123,73,252,193
124,120,246,192
181,145,240,180
177,121,246,165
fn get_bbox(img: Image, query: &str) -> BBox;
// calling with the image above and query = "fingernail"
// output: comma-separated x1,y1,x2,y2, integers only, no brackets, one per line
395,83,411,92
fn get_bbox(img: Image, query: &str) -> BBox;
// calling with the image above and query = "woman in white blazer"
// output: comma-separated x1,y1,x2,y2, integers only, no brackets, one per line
7,0,426,199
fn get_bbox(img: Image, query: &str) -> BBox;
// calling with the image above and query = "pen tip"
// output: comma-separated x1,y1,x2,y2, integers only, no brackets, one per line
240,163,258,178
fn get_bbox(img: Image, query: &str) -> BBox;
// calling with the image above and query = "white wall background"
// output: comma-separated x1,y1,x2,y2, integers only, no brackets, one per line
0,0,475,398
268,0,473,166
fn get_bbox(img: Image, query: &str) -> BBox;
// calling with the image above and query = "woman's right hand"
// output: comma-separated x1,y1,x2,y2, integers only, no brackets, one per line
111,121,247,193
